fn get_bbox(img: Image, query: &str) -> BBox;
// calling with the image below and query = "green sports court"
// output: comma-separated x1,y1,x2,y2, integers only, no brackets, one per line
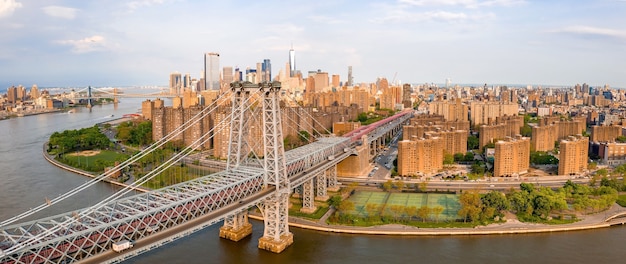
347,191,462,221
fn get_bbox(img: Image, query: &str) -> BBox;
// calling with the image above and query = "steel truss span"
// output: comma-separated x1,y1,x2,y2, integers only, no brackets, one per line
0,166,264,264
0,81,409,263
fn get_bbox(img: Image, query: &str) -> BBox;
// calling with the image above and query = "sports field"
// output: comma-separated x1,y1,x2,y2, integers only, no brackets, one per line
347,191,462,221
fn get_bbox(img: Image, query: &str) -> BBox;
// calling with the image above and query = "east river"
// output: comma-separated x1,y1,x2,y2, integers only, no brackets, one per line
2,97,626,263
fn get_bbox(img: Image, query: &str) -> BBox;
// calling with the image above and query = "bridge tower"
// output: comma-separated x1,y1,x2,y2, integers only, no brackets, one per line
257,81,293,253
219,81,255,242
87,86,93,109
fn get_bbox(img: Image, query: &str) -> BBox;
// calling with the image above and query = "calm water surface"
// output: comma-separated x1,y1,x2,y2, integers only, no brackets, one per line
1,97,626,264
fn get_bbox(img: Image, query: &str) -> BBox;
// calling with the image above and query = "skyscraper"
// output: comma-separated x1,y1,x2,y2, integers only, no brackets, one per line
204,52,220,91
262,59,272,82
169,72,182,95
289,45,296,77
347,66,353,87
222,66,234,85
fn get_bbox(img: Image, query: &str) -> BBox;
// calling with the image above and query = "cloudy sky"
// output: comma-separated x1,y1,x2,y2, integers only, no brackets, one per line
1,0,625,89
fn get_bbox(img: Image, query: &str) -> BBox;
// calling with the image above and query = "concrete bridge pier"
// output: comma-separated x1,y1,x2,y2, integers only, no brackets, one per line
258,192,293,253
315,171,328,202
327,165,339,192
300,178,316,213
219,212,252,242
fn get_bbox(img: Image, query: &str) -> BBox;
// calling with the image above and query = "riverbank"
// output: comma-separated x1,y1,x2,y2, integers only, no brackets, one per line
42,142,626,237
1,108,65,120
42,142,150,193
249,202,626,236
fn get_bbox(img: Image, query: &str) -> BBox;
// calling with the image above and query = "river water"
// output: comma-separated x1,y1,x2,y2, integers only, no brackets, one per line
2,97,626,264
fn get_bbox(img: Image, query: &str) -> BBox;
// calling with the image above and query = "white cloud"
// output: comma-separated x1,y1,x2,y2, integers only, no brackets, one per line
552,26,626,40
399,0,525,8
56,35,108,53
42,6,78,20
373,9,495,23
0,0,22,18
126,0,166,11
309,15,345,24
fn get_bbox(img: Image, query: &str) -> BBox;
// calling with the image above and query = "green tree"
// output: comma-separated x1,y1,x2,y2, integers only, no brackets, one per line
520,124,532,137
389,205,405,221
481,191,510,212
382,180,394,192
395,180,405,192
329,195,342,207
468,135,479,150
458,190,482,223
463,152,475,162
417,206,431,222
365,203,379,221
337,200,355,213
404,206,418,221
357,112,368,123
432,206,444,223
419,181,428,193
443,153,454,165
454,153,464,162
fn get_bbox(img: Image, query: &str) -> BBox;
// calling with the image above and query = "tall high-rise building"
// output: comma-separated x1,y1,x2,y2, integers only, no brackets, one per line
494,135,530,177
289,45,296,77
347,66,353,87
558,135,588,176
402,83,412,108
29,84,40,99
6,86,17,103
332,74,340,88
222,66,234,86
169,72,182,95
397,135,444,176
204,52,220,91
183,73,191,90
262,59,272,82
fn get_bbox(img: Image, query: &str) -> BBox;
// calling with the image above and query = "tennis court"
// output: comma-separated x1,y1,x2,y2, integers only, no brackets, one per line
347,191,461,221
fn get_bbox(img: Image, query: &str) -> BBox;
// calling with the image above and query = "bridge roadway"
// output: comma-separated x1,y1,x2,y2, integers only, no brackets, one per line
0,111,408,264
0,139,353,264
83,147,351,263
342,177,591,190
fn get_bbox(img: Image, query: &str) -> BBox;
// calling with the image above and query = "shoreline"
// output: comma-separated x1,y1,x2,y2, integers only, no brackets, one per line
42,142,150,193
42,143,626,237
249,205,626,236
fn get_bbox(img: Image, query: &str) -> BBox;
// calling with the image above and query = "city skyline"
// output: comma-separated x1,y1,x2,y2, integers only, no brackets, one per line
1,0,625,88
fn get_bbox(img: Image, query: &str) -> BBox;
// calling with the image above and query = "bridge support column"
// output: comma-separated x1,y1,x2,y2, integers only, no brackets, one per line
258,192,293,253
327,165,339,192
258,81,293,254
315,171,328,201
219,212,252,242
300,179,316,213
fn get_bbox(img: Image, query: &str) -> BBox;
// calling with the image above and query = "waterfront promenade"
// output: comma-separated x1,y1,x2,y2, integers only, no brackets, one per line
42,140,626,237
251,203,626,236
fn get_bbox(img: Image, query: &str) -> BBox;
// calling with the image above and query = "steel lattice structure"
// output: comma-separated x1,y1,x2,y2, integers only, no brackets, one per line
0,166,265,263
0,81,410,263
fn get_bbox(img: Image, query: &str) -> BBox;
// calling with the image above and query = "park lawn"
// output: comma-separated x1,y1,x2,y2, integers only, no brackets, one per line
60,150,129,172
140,166,209,189
64,150,128,164
617,194,626,207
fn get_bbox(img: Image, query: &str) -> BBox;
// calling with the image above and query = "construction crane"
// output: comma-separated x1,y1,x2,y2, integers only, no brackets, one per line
391,72,398,85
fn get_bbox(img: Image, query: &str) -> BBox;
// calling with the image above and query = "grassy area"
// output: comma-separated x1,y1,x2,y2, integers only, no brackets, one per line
139,165,211,189
289,197,330,220
617,194,626,207
58,150,129,173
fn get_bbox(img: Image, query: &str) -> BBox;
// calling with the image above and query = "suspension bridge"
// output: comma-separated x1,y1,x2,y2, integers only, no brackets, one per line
0,81,411,264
